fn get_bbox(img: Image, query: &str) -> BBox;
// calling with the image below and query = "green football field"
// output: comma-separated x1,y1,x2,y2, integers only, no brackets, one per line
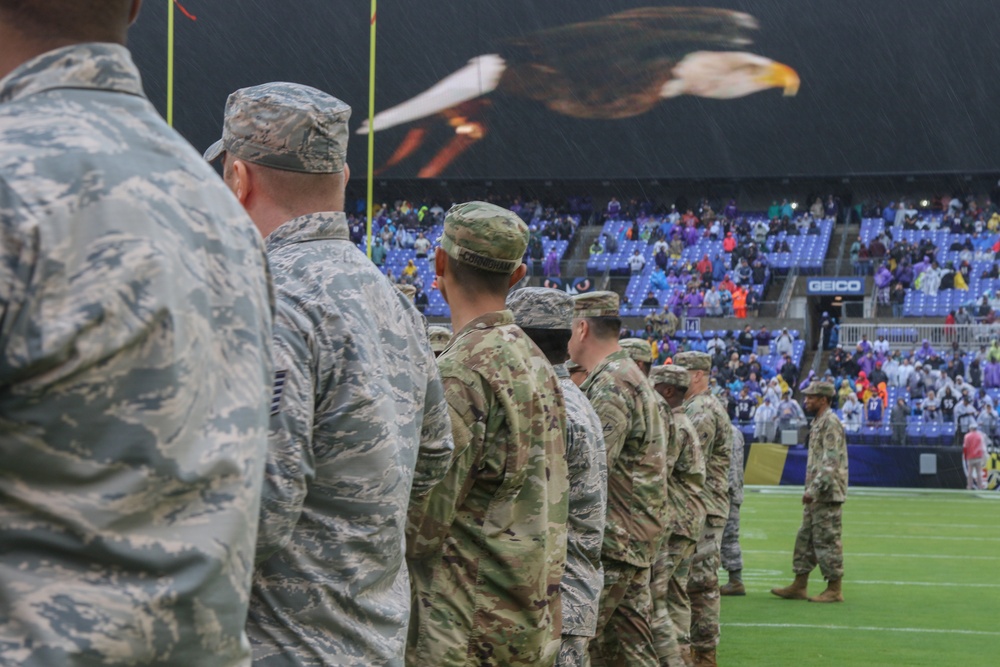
719,487,999,666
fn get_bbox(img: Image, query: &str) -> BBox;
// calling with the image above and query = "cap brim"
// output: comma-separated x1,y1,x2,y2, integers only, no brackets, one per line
203,139,225,163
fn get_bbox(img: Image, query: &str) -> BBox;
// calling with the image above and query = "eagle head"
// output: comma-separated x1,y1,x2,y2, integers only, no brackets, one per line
663,51,800,100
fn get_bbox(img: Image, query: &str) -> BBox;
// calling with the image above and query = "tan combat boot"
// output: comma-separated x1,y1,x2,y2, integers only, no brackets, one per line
770,572,809,600
808,578,844,603
692,648,718,667
720,570,746,596
679,644,694,667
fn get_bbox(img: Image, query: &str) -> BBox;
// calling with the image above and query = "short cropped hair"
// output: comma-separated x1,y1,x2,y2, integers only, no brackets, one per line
446,254,515,297
585,316,622,340
521,328,571,366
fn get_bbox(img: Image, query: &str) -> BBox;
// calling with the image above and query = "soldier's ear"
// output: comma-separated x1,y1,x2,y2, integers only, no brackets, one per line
231,159,252,206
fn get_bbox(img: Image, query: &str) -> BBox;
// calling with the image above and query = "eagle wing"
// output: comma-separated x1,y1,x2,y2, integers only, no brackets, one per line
500,7,761,118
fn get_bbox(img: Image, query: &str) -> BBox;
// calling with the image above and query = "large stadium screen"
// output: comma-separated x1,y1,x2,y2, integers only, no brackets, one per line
131,0,1000,180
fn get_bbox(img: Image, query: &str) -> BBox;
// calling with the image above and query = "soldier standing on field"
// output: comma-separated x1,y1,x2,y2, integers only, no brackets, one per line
569,291,670,667
206,83,455,665
407,202,570,667
771,381,848,603
648,365,707,667
720,426,747,596
0,2,276,664
674,352,732,667
507,287,609,667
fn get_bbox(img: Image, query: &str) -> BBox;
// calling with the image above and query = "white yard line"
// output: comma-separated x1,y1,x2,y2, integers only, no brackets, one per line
743,549,1000,561
744,578,1000,588
724,623,1000,637
745,518,988,529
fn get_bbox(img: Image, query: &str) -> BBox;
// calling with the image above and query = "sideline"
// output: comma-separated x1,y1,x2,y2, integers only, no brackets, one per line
724,622,1000,637
747,485,1000,500
743,549,1000,561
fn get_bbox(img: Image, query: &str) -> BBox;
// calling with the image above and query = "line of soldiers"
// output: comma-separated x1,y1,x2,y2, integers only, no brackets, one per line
1,3,845,666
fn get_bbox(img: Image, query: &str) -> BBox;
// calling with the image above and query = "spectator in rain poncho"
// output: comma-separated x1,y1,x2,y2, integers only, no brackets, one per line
985,345,1000,389
754,397,778,442
777,391,805,430
775,328,794,357
916,340,937,361
921,390,942,423
874,263,893,304
919,261,943,296
542,247,560,276
840,394,863,433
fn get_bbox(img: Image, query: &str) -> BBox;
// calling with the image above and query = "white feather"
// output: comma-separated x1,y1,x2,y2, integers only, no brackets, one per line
357,54,507,134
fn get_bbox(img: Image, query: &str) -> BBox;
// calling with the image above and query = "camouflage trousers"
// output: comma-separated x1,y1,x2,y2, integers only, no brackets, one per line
720,501,743,573
558,634,592,667
651,534,698,666
793,501,844,581
589,562,657,667
684,518,725,652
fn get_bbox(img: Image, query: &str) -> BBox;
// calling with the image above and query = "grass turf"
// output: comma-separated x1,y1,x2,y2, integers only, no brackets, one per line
719,486,999,666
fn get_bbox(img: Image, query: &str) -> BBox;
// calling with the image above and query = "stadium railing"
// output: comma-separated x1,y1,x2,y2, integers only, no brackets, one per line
838,323,1000,349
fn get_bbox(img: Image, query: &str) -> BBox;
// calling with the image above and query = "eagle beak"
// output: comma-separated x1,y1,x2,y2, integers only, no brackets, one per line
760,62,800,96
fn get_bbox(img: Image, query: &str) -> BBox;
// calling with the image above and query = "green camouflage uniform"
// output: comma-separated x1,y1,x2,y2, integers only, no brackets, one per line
581,341,669,667
679,373,732,655
653,405,707,665
721,426,746,573
793,407,848,580
407,204,569,667
0,44,274,665
506,286,608,667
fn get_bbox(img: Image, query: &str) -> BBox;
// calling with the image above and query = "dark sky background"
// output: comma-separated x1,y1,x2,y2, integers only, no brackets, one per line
129,0,1000,180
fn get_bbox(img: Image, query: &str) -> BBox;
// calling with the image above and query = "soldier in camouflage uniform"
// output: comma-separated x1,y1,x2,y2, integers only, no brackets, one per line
0,3,275,664
720,426,746,596
648,365,707,667
771,381,848,604
206,83,455,665
674,352,732,667
507,287,609,667
427,325,453,357
621,337,654,376
569,291,670,667
407,202,569,666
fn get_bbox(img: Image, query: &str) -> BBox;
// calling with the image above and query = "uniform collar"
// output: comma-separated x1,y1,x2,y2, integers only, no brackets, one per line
0,43,143,104
266,211,350,252
582,348,630,391
444,310,515,354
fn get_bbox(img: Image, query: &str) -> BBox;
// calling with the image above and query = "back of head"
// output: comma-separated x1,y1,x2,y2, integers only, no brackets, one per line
573,290,621,340
507,287,572,366
0,0,133,45
440,201,528,297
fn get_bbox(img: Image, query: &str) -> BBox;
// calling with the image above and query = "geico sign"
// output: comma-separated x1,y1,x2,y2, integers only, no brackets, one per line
806,279,864,295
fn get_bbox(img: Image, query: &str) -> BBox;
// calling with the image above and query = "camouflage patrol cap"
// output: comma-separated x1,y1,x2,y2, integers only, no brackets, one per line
440,201,528,273
573,291,620,318
674,351,712,371
204,82,351,174
395,283,416,300
506,287,573,329
620,338,653,364
803,381,836,397
427,326,452,353
649,364,690,388
566,360,586,373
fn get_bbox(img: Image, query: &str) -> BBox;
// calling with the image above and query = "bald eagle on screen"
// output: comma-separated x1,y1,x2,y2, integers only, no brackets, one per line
358,7,800,177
